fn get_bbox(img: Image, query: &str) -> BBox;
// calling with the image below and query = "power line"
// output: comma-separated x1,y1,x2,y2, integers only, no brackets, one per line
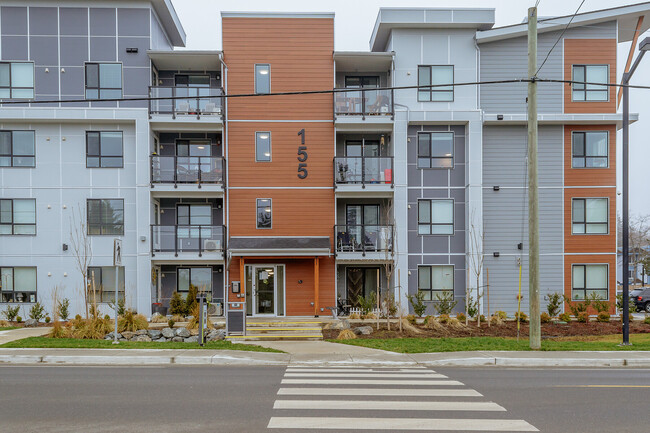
536,0,586,76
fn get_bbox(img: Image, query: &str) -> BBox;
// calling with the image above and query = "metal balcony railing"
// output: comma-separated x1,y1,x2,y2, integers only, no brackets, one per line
150,156,225,187
333,88,394,119
151,225,226,257
148,86,224,119
334,156,394,187
334,224,394,255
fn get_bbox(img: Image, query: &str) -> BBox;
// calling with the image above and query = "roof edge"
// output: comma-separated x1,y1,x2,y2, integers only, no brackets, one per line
151,0,186,47
221,11,335,19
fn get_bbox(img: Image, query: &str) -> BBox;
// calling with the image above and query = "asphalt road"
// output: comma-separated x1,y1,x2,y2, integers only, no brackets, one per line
0,365,647,432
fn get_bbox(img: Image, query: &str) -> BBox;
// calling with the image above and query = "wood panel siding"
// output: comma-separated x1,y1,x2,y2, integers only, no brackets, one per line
564,125,616,187
222,17,334,120
564,39,617,114
564,254,616,311
564,187,616,254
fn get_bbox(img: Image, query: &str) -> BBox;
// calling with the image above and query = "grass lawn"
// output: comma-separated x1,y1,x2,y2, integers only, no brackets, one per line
328,334,650,353
0,337,282,352
0,327,19,331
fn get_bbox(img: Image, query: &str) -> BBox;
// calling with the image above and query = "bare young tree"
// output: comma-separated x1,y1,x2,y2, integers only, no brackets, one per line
466,212,485,327
618,214,650,287
70,205,92,318
382,199,397,331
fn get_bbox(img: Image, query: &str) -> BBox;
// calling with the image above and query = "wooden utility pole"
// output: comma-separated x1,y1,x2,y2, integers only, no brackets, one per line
527,6,541,350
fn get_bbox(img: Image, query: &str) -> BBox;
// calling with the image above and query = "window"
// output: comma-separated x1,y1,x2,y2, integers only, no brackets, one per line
87,266,125,303
418,199,454,235
418,65,453,102
177,267,212,293
418,265,454,301
572,65,608,101
85,63,123,100
0,62,34,99
344,76,379,88
0,267,37,303
86,131,123,168
572,264,608,300
255,132,271,162
572,198,607,234
254,64,270,94
256,198,272,229
0,130,35,167
177,204,211,226
417,132,454,168
0,199,36,235
87,199,124,235
572,131,608,168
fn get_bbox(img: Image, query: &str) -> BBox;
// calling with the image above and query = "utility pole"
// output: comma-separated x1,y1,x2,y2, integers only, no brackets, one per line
527,6,541,350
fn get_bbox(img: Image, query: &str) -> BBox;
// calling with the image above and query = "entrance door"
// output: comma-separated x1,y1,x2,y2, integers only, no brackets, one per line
347,267,380,308
253,266,275,315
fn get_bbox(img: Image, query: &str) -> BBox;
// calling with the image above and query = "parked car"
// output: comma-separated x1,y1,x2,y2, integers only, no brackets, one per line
632,287,650,312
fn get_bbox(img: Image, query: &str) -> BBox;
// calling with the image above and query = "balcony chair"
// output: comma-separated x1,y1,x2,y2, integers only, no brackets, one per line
367,94,389,114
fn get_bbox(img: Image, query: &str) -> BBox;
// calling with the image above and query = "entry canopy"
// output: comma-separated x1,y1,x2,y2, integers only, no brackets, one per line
229,237,331,257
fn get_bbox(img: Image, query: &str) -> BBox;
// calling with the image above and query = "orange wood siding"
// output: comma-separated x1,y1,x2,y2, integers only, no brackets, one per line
228,122,334,188
222,17,334,120
564,188,616,254
564,39,616,113
564,125,616,187
564,254,616,312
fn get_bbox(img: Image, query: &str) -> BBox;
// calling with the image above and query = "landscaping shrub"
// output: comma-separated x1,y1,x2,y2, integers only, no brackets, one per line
150,313,167,323
616,293,636,316
490,314,504,326
104,314,111,321
540,312,551,323
596,312,610,323
186,304,214,330
494,310,508,320
407,291,427,318
48,321,69,339
185,285,198,316
405,314,416,324
589,293,609,314
466,295,479,320
45,316,51,324
564,295,590,319
645,317,650,325
171,314,185,323
456,312,466,323
74,314,82,321
514,311,528,323
349,313,361,320
118,309,148,333
169,292,186,316
0,319,9,327
576,311,589,323
433,291,457,316
437,314,450,324
337,329,356,340
400,317,422,334
479,314,486,323
448,317,465,329
16,316,22,323
423,315,435,325
57,298,70,321
168,318,175,328
362,313,377,320
356,293,377,316
558,312,571,322
2,305,20,322
544,292,563,317
68,316,112,339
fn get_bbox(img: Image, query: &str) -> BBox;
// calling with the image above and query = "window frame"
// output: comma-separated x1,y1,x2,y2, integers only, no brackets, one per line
0,130,35,167
344,76,380,88
417,265,455,301
0,61,35,99
177,266,213,293
571,263,609,301
87,266,125,303
0,198,36,236
85,131,124,168
0,266,37,303
86,198,125,236
571,197,609,235
255,131,272,162
571,64,609,102
84,62,124,100
417,65,454,102
571,131,609,169
256,198,272,230
417,131,454,169
417,199,454,236
254,63,271,94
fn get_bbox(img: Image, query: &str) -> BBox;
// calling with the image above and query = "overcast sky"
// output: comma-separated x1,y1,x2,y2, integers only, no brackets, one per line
170,0,650,217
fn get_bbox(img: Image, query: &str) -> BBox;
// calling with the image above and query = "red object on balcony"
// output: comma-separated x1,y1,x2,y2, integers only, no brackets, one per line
384,169,392,184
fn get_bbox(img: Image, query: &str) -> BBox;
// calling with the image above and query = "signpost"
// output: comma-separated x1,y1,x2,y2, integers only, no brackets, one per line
113,238,122,345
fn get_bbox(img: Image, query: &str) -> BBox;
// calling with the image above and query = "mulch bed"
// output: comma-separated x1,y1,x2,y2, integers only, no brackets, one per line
323,320,650,340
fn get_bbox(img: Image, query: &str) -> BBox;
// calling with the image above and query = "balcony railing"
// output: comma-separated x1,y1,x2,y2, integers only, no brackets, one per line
148,86,224,119
151,225,226,256
150,156,225,187
334,156,394,187
334,88,394,119
335,224,394,255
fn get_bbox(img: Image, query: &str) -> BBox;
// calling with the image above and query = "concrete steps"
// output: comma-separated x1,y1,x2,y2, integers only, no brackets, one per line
226,319,324,341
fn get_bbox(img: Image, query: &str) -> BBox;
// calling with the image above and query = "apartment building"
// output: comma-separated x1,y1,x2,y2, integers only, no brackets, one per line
0,0,647,319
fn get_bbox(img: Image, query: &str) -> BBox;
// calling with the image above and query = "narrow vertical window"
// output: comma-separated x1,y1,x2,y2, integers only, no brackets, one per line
256,198,272,229
255,64,270,94
255,132,271,162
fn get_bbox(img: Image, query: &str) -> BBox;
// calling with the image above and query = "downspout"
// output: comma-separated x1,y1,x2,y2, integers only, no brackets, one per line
218,51,230,315
474,34,480,109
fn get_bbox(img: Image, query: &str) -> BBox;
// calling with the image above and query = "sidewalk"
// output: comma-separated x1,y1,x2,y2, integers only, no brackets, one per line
0,327,49,345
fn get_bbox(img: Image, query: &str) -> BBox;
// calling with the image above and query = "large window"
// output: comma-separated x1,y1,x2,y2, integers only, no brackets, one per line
572,198,608,234
256,198,272,229
87,266,125,303
86,131,123,168
418,265,454,301
0,130,35,167
0,62,34,99
572,264,608,300
255,132,271,162
87,199,124,235
177,204,211,226
572,65,608,101
417,132,454,168
177,267,212,293
0,199,36,235
418,65,453,102
572,131,608,168
85,63,123,100
0,267,37,303
254,64,270,94
418,199,454,235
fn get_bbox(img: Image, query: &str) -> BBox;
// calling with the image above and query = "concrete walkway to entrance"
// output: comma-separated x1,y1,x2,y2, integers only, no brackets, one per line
0,327,50,345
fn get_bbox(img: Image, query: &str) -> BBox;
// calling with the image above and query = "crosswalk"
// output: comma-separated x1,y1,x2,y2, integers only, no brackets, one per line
268,365,538,431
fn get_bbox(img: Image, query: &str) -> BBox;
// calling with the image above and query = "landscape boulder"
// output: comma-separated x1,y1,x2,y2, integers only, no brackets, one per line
353,326,373,335
171,336,184,343
329,319,350,330
135,329,148,336
161,327,175,339
132,335,152,342
104,332,123,340
24,319,38,328
184,336,199,343
175,327,190,338
207,330,226,341
147,329,162,340
121,331,135,340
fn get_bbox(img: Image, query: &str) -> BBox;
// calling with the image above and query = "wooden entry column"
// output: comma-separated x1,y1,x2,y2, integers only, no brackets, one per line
314,257,320,317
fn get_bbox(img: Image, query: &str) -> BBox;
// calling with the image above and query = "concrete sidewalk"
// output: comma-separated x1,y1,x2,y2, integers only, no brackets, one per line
0,327,50,345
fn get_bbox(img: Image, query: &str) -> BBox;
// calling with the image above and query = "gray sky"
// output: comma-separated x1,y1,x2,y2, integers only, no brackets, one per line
171,0,650,217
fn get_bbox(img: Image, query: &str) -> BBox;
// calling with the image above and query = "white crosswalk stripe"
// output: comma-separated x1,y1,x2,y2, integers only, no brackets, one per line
268,365,539,431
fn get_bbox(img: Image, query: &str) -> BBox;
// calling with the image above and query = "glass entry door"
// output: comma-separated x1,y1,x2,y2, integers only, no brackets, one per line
253,266,275,315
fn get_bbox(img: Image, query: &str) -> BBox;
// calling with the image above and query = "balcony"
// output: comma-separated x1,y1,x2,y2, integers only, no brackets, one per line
334,88,394,128
335,224,394,261
148,86,224,128
151,225,226,262
150,156,225,196
334,156,394,196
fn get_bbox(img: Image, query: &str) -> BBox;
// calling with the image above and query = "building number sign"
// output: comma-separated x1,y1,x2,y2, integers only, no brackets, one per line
297,128,308,179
